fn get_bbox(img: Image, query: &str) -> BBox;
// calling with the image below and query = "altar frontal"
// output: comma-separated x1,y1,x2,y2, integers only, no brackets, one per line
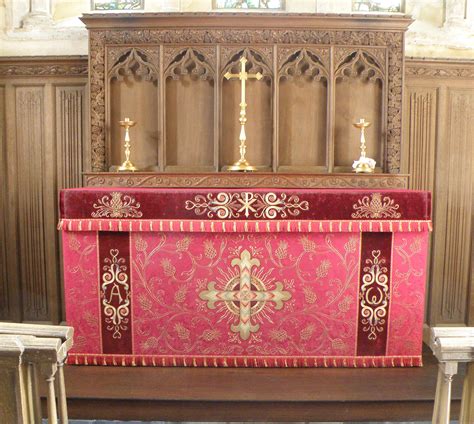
59,188,431,368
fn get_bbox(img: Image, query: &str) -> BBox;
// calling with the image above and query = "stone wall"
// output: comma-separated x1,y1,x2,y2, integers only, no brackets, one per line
0,1,473,59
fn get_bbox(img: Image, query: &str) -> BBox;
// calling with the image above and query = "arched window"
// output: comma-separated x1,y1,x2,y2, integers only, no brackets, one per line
92,0,145,11
213,0,284,9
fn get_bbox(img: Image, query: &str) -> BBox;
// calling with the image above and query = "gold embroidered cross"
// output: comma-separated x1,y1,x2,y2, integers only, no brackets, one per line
224,57,263,172
199,250,291,340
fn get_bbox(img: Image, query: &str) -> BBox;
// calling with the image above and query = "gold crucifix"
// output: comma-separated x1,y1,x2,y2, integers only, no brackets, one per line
224,56,263,172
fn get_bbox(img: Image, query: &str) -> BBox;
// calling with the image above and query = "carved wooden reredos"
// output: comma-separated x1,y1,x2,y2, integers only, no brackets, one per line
82,13,412,175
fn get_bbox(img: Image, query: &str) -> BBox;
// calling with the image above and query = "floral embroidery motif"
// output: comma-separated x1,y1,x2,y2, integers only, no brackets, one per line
351,193,401,219
101,249,130,339
185,192,309,219
199,250,291,340
92,192,143,218
360,250,389,340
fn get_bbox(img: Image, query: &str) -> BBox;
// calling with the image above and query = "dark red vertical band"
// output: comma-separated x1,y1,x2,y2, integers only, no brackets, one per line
357,232,392,357
98,232,133,354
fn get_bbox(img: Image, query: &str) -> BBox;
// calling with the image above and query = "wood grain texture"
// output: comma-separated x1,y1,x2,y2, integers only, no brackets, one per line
56,85,87,322
405,88,437,192
278,48,328,171
221,48,273,171
0,85,7,320
406,58,474,79
165,48,215,171
82,13,410,173
83,172,409,188
63,399,459,422
334,48,386,172
56,86,85,191
107,47,160,171
15,86,49,321
439,89,474,322
404,58,474,326
402,86,438,324
460,213,474,422
0,57,88,323
60,348,463,422
0,56,87,78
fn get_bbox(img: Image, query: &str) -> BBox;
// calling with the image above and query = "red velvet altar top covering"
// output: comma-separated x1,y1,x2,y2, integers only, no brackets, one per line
59,188,431,233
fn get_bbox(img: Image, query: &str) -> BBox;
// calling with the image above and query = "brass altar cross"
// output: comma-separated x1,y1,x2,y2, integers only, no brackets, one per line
224,56,263,172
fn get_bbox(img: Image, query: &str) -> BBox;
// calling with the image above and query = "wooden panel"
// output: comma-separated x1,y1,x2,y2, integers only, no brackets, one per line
221,48,273,171
0,85,7,320
435,89,474,323
277,48,328,172
405,88,437,192
61,348,463,421
0,56,88,323
165,78,214,170
334,48,385,172
56,86,86,190
402,86,438,323
278,81,327,169
56,85,87,322
164,48,215,171
15,86,50,321
109,79,159,171
404,59,474,325
334,78,383,170
64,399,460,423
107,47,159,171
4,83,21,322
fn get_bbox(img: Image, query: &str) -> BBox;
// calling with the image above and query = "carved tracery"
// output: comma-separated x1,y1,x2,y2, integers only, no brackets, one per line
279,49,328,82
164,48,214,81
85,14,409,173
108,48,159,83
335,49,384,83
222,48,272,82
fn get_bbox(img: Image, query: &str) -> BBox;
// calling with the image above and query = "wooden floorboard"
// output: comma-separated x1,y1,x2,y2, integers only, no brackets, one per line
61,345,465,421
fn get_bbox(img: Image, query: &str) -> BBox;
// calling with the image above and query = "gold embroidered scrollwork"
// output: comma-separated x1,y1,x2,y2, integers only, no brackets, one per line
351,193,401,219
92,192,143,218
185,192,309,219
360,250,389,340
101,249,131,339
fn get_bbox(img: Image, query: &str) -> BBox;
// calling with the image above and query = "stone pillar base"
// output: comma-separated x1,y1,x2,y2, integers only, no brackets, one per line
22,12,55,30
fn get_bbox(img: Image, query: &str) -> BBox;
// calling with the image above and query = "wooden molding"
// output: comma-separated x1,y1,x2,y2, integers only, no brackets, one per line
80,12,414,31
83,172,409,188
0,56,88,78
405,58,474,79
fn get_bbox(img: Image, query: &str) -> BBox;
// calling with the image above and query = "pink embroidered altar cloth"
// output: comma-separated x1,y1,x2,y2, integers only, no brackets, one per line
59,188,431,368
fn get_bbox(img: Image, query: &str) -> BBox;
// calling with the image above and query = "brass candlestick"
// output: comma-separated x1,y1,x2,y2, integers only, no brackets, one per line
118,117,137,172
352,118,376,173
224,57,263,172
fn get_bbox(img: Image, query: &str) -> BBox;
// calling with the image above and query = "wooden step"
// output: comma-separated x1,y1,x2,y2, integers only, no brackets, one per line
60,344,465,422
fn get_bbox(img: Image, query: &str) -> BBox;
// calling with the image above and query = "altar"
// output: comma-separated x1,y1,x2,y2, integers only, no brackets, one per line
59,187,431,368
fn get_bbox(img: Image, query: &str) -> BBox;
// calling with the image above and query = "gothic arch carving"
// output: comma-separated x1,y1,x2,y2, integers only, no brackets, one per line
279,49,328,82
85,15,409,173
164,48,214,81
335,49,384,83
108,48,159,83
222,47,272,82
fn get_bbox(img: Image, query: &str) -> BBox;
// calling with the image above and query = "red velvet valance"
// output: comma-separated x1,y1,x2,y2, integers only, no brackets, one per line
59,188,431,225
